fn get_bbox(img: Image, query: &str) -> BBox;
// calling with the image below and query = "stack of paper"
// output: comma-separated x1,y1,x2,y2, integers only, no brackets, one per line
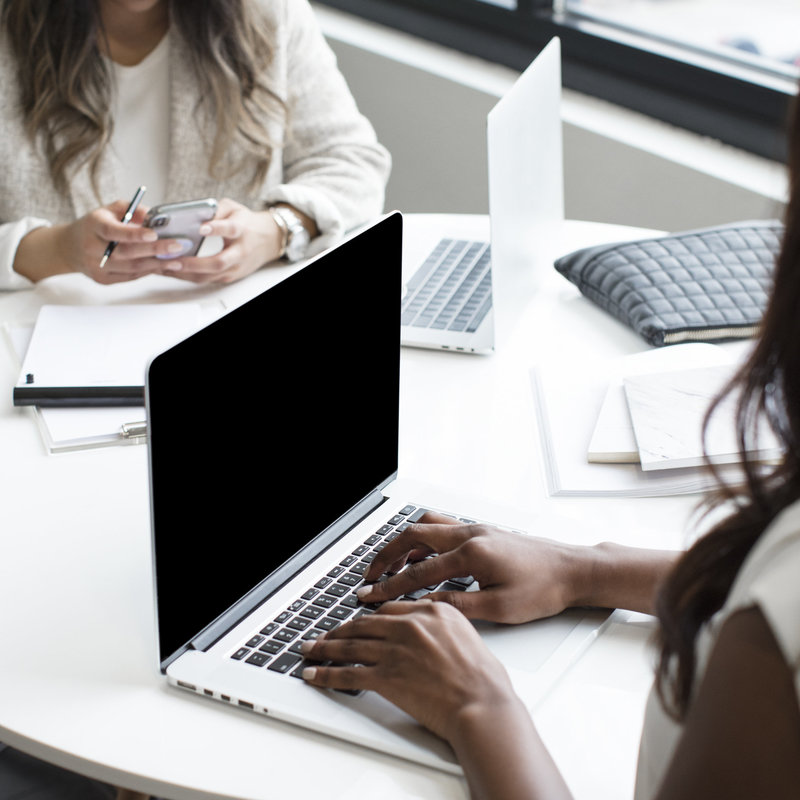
530,343,773,498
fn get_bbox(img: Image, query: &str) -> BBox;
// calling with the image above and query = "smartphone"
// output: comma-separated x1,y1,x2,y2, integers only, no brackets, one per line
143,198,218,258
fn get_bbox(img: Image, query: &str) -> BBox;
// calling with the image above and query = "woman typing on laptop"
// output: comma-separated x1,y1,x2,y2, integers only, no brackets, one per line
0,0,389,289
301,102,800,799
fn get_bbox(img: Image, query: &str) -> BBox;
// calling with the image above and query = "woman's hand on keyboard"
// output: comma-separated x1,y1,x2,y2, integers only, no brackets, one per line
301,602,568,799
356,512,588,624
301,601,526,738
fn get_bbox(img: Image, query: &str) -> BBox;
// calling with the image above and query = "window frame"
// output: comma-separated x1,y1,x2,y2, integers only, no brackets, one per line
316,0,795,162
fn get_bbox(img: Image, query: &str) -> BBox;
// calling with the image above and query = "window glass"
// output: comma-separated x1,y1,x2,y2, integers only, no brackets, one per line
566,0,800,78
317,0,793,159
478,0,517,8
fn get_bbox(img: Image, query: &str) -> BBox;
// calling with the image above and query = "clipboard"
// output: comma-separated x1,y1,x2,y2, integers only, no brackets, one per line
12,304,206,407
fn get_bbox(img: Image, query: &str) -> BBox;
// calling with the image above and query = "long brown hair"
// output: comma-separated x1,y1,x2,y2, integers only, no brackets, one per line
0,0,284,198
655,94,800,718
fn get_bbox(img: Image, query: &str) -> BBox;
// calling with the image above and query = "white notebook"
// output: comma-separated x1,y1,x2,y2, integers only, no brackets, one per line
6,303,220,452
14,303,205,406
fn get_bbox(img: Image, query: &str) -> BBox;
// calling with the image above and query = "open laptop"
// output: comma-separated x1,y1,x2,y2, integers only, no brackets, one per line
146,212,605,774
401,37,564,354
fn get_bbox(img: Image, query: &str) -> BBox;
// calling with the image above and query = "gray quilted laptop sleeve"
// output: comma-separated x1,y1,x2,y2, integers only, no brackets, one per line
554,220,782,346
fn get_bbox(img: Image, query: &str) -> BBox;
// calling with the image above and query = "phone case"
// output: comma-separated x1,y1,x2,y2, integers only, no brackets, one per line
144,198,218,258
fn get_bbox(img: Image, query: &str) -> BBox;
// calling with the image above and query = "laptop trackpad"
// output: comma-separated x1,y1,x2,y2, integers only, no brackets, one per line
476,608,610,710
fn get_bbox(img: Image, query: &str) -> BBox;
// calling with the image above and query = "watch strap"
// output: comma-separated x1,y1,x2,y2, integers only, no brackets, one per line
268,205,311,262
267,207,290,258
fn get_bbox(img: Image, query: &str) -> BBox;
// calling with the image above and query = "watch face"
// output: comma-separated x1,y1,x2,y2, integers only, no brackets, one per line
286,240,309,261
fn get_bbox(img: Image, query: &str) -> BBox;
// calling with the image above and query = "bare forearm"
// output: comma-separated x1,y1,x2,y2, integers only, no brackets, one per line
452,700,573,800
13,225,74,282
567,542,678,615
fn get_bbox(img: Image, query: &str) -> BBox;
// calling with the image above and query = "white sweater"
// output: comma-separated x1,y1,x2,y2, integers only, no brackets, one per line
0,0,391,289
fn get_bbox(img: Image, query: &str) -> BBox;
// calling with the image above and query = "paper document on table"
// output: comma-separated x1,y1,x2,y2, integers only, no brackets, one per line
530,343,751,497
4,321,148,452
624,365,784,471
13,304,206,407
4,300,221,452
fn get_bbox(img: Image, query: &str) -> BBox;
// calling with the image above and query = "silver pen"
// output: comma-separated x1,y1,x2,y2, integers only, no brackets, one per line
99,186,146,269
120,420,148,440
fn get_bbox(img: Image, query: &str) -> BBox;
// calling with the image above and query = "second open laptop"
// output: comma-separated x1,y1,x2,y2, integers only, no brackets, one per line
401,37,564,354
146,212,605,774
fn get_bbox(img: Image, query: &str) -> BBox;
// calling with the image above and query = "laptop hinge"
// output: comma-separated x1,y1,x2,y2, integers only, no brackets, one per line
185,481,393,655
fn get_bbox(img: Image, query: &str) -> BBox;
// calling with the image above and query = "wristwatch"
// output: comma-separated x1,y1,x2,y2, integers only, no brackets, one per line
269,206,312,262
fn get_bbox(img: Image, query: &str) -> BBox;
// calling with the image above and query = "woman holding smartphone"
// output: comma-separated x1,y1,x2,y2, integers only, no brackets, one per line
0,0,390,288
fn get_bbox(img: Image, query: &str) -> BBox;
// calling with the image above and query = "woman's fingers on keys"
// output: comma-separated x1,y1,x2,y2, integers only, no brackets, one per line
300,613,399,685
358,549,464,603
301,629,382,667
365,516,472,582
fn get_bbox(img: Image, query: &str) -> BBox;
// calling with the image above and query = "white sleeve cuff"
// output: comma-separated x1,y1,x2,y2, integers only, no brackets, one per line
0,217,52,291
262,186,348,258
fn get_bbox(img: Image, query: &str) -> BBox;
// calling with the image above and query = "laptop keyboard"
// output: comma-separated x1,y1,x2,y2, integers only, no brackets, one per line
230,504,475,683
401,239,492,333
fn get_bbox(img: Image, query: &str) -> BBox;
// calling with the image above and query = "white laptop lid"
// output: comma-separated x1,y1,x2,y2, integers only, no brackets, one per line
489,36,564,346
400,37,563,353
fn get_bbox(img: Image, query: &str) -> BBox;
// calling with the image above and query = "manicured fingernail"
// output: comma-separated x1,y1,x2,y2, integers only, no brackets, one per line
142,230,158,241
300,640,315,654
162,261,182,271
302,667,317,681
356,586,372,599
199,224,212,235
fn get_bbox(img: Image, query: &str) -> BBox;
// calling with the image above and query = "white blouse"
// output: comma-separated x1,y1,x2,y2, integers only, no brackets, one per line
107,35,171,207
634,497,800,798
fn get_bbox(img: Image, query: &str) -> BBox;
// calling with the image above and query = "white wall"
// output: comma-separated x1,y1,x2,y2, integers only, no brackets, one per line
316,5,788,233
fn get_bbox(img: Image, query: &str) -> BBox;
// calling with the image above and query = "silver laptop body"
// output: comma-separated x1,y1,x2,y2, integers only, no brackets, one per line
147,211,603,775
401,37,564,354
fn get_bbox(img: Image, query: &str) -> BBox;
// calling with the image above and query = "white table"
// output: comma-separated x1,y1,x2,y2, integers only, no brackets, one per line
0,215,697,800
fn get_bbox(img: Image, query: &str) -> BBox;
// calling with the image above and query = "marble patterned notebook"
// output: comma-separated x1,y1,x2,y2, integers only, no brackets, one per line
587,343,732,464
623,365,784,471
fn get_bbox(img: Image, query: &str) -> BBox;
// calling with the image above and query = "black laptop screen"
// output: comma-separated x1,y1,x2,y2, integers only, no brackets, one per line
147,214,402,663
